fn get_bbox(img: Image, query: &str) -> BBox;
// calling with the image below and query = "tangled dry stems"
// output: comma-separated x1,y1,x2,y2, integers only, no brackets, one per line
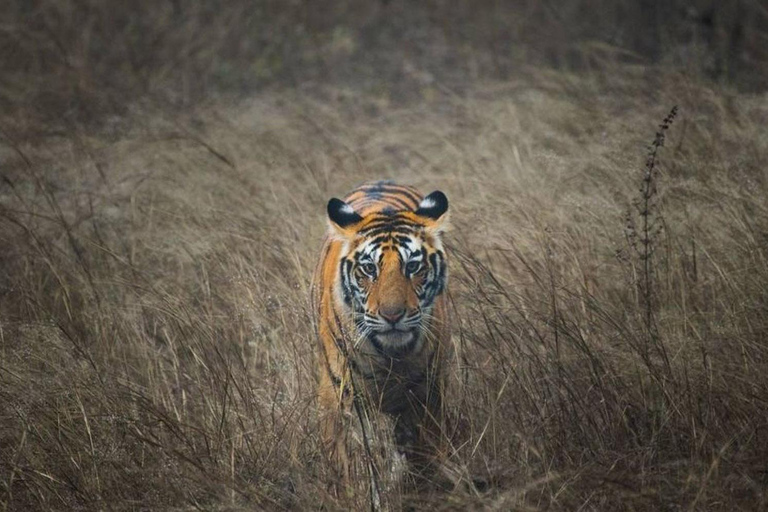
2,2,768,510
3,73,768,510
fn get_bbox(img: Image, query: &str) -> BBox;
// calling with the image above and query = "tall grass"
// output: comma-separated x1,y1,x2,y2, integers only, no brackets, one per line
3,71,768,509
2,1,768,510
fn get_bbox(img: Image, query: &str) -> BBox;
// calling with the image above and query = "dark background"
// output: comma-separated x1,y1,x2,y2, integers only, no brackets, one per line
2,1,766,129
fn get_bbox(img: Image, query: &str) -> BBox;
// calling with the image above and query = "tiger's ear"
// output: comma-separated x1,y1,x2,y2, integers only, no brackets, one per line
327,198,363,237
415,191,449,233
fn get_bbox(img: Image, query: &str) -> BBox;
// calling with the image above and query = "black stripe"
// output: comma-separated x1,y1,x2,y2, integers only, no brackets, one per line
360,184,421,205
423,251,446,306
364,228,417,240
382,196,412,209
319,334,336,373
358,216,411,231
369,234,392,246
319,331,351,398
340,259,353,306
352,196,412,210
361,225,419,238
351,199,378,209
435,251,446,294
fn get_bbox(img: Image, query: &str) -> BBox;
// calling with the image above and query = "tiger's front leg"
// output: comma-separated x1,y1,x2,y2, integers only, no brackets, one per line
393,376,447,487
318,360,355,494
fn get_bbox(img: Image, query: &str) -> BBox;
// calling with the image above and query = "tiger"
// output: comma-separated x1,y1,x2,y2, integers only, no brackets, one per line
311,180,451,488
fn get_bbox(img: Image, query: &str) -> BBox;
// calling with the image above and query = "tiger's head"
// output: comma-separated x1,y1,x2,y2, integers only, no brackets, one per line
326,191,449,357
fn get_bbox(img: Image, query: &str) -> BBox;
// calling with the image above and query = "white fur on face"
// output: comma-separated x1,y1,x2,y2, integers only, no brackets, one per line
397,237,423,265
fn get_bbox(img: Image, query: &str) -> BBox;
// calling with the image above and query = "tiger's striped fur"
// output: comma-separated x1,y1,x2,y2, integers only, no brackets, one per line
311,180,451,486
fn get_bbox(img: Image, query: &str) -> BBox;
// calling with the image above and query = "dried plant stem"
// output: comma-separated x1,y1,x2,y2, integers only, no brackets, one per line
638,105,678,349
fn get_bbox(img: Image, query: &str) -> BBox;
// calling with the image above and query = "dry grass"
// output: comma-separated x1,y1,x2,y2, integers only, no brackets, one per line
3,1,768,511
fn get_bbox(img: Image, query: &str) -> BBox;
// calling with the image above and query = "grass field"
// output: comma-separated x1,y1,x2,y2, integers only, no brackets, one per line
2,1,768,510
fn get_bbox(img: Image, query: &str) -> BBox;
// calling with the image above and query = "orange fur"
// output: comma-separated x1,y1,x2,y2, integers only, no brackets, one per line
311,181,451,489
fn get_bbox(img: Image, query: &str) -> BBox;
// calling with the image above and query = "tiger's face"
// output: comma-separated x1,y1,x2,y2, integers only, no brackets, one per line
327,191,449,357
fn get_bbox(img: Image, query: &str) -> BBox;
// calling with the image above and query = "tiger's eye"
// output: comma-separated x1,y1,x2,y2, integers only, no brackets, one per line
360,263,376,276
406,261,422,274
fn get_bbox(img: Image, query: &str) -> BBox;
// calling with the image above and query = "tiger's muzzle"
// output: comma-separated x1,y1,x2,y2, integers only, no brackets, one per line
363,310,423,357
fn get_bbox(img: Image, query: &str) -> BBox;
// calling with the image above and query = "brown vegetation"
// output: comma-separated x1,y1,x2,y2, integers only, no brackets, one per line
2,1,768,510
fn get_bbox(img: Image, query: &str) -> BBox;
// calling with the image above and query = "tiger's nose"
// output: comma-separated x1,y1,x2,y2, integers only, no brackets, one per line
379,306,405,325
